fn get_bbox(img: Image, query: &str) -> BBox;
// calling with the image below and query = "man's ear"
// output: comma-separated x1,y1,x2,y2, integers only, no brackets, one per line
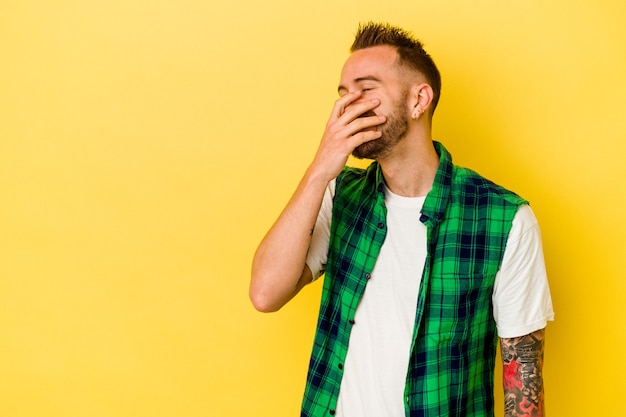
410,83,434,120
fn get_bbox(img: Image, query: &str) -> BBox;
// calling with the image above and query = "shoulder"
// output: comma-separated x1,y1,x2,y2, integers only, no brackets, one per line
336,162,379,194
509,204,540,242
337,163,376,182
451,165,527,207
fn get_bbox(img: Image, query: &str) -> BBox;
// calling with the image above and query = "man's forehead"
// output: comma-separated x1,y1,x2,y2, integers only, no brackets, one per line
339,45,400,85
343,45,399,71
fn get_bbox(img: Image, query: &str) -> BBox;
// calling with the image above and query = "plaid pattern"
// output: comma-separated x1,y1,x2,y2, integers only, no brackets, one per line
301,142,527,417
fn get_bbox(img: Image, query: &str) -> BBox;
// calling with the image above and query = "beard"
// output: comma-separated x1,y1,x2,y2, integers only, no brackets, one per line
351,99,409,160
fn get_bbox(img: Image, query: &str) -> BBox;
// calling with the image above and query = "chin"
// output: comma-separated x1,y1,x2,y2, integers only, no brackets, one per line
352,140,388,160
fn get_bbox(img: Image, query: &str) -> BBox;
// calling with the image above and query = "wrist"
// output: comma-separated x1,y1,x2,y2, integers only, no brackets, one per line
303,163,338,189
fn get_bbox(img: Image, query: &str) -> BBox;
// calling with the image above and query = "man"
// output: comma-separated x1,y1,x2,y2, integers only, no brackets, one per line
250,22,554,417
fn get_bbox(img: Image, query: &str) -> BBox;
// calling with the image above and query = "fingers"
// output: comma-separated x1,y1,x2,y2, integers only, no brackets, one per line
329,91,363,120
310,94,385,180
338,98,381,126
323,93,386,152
328,93,384,134
330,91,381,122
341,114,386,138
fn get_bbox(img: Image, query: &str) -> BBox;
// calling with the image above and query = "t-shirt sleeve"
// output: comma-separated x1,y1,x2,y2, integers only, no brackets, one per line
492,204,555,338
305,179,335,281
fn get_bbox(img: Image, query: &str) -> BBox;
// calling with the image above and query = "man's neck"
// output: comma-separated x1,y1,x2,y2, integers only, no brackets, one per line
378,137,439,198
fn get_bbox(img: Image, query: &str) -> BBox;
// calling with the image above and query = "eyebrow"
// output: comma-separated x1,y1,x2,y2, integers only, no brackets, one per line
337,76,382,94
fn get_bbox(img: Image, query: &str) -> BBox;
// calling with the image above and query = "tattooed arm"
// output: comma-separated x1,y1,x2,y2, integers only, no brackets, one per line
500,329,546,417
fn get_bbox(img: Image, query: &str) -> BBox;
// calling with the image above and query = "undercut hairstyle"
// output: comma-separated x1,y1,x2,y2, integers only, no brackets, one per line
351,22,442,115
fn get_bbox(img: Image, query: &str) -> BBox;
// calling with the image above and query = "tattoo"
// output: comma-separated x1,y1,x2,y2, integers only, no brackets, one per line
501,330,545,417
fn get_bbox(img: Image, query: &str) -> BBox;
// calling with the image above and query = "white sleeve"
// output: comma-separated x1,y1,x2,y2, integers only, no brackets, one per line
492,204,555,338
305,179,335,281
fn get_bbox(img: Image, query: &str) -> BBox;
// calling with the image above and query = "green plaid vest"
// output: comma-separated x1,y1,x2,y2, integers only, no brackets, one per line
301,142,527,417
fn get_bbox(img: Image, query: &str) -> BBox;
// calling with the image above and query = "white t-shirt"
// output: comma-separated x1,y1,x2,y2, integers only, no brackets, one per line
306,180,554,417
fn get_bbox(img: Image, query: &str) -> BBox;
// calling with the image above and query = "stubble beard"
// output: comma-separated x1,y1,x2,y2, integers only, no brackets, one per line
351,101,409,160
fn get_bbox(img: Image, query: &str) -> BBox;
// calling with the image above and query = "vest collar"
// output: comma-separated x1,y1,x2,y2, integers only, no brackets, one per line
420,141,452,226
370,141,452,226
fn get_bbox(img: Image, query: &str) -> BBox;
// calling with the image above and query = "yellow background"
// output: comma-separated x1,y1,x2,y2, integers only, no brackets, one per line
1,1,625,416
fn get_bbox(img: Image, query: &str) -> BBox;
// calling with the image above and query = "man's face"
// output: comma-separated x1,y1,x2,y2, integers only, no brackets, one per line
338,45,410,160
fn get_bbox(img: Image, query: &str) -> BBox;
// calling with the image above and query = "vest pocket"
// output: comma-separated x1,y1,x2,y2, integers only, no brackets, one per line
422,272,496,345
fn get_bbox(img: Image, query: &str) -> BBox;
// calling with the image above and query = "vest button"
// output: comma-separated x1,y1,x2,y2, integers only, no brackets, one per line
365,273,371,280
349,319,355,325
330,410,336,415
378,222,385,229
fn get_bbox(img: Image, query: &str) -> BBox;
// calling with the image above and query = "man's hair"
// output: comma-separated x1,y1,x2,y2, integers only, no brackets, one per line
351,22,442,115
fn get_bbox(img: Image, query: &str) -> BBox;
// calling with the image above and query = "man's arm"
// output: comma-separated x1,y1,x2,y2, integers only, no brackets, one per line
500,329,546,417
249,170,327,313
249,91,385,312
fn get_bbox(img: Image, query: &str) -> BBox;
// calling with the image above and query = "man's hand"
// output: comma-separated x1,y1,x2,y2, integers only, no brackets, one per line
309,91,386,182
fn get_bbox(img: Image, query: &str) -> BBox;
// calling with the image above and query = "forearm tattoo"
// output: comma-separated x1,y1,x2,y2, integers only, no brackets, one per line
500,330,545,417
